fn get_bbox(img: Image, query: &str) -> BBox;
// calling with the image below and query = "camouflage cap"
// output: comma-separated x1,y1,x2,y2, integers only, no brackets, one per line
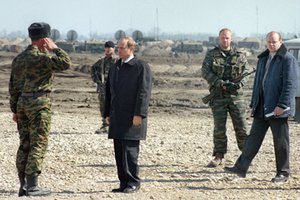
104,41,115,48
28,22,51,40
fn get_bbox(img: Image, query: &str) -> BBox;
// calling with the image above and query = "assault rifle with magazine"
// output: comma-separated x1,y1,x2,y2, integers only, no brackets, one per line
202,69,256,104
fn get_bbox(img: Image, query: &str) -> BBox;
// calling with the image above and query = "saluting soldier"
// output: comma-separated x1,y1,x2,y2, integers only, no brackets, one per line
202,28,250,167
91,41,117,134
9,22,71,196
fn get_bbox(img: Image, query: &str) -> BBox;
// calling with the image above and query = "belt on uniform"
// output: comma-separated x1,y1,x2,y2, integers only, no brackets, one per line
21,92,50,98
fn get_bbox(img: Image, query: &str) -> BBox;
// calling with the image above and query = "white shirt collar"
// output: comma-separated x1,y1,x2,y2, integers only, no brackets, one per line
123,54,134,63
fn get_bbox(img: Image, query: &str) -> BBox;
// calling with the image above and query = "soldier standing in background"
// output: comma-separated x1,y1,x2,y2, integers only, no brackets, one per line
202,28,250,167
91,41,117,134
9,22,71,196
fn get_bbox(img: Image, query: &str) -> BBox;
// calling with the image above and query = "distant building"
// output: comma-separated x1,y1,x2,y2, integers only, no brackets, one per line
172,41,203,54
237,37,262,50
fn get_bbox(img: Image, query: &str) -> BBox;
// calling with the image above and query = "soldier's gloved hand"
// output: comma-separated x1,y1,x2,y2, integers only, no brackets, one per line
234,82,241,90
214,79,225,88
223,81,240,94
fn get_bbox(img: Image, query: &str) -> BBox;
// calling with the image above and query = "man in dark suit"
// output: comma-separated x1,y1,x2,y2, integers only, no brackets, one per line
104,36,152,193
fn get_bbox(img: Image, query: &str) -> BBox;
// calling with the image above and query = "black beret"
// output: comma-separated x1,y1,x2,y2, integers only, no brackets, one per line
28,22,51,40
104,41,115,48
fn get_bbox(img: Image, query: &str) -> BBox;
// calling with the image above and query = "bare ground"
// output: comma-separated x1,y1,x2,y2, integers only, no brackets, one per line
0,51,300,199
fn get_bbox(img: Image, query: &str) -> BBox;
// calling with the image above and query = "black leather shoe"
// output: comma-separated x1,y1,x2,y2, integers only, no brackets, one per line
224,166,246,178
111,187,126,193
271,174,288,183
18,188,26,197
123,185,140,193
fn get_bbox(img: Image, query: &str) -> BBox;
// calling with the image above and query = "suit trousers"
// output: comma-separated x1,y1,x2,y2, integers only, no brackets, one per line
113,139,140,188
235,117,290,176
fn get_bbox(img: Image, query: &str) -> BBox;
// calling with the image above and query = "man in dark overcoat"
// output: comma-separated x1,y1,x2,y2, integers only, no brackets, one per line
225,31,298,183
104,36,152,193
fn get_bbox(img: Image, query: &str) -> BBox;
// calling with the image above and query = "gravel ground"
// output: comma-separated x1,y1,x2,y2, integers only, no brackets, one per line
1,109,300,200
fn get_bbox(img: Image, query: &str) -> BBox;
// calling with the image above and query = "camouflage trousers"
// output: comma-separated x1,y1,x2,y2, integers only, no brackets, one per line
97,84,106,125
16,96,51,176
210,97,247,157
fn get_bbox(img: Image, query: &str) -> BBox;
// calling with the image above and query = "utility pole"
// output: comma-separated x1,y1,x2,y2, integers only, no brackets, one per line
156,8,159,41
256,6,259,36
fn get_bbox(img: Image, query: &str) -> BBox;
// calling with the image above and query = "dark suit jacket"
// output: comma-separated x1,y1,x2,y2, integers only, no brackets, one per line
104,57,152,140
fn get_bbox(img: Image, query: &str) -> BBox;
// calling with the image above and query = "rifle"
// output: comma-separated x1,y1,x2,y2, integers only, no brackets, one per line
92,59,106,93
202,69,256,104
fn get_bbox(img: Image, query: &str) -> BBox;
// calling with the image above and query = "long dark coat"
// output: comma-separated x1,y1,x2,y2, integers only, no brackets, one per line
104,57,152,140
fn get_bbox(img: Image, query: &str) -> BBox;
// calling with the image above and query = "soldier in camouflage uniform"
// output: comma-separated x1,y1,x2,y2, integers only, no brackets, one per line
202,28,250,167
91,41,117,134
9,22,71,196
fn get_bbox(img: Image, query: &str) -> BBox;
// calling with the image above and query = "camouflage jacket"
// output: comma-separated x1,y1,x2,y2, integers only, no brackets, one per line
9,45,71,113
202,46,250,93
91,56,117,84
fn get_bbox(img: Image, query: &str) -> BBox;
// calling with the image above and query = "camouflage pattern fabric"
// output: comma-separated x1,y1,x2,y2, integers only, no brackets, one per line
202,46,249,156
202,46,250,97
97,83,105,119
211,97,247,155
9,46,70,113
91,56,117,118
9,45,70,175
16,96,51,175
91,56,117,85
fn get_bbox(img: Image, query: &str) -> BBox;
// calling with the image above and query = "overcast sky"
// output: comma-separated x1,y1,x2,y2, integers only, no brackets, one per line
2,0,300,38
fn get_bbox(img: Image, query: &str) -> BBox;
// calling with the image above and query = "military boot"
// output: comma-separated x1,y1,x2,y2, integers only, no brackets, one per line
26,174,51,196
206,153,223,167
18,173,26,197
95,126,107,134
95,120,108,134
